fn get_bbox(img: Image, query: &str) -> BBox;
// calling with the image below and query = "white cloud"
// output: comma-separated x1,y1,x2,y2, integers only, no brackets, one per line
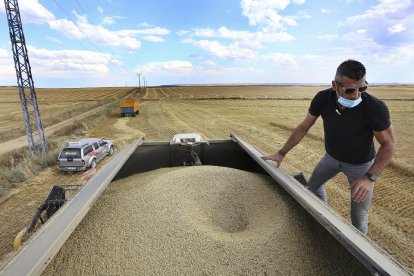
177,30,190,36
345,0,411,24
1,0,167,50
318,34,339,40
184,39,256,60
342,0,413,38
0,48,10,58
0,48,15,80
372,46,414,66
0,0,52,25
48,19,84,39
138,22,151,28
194,61,264,77
97,6,104,15
195,26,293,41
373,0,412,15
102,17,116,25
26,45,121,77
339,0,414,59
388,23,406,34
190,26,294,49
136,60,265,84
240,0,306,31
263,53,297,67
49,19,170,49
1,44,127,87
301,45,414,79
342,29,381,50
72,10,88,24
1,0,55,24
0,48,18,82
282,16,298,27
137,60,194,76
101,15,126,25
48,19,142,51
298,54,352,83
46,36,63,44
143,36,165,42
122,27,170,36
321,9,331,13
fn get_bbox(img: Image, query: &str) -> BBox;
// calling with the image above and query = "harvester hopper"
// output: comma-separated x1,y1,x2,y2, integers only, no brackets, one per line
1,133,411,275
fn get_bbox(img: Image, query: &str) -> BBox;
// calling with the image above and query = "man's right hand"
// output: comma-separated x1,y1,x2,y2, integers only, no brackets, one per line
261,151,285,168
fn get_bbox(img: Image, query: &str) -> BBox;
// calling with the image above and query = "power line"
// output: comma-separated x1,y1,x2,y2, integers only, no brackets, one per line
39,1,125,81
48,0,133,81
73,0,87,14
4,0,48,155
72,0,130,76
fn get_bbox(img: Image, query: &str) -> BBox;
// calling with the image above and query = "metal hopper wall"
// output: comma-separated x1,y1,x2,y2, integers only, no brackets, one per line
0,134,410,275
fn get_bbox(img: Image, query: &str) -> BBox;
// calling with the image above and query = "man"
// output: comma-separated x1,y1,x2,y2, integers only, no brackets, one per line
262,59,395,234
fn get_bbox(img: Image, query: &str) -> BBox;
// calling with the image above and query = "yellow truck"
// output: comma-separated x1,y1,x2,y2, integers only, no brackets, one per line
120,99,140,117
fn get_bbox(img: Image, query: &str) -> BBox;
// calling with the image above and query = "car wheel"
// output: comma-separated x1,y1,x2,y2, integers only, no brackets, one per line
108,146,114,156
90,159,97,169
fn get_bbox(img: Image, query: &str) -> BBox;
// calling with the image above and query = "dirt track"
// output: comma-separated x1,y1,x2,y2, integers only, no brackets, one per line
0,88,413,271
0,103,114,156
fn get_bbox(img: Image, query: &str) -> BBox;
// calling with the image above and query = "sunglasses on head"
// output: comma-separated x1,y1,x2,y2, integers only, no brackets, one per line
336,81,368,94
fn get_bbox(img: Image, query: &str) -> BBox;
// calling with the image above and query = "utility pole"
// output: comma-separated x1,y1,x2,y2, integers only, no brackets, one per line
136,73,142,89
4,0,48,155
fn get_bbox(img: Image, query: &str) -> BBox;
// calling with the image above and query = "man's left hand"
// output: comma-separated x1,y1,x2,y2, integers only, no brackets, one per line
350,176,374,202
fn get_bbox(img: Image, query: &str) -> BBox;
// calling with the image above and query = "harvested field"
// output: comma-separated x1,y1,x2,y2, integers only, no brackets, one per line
138,85,414,101
0,87,134,143
0,85,413,272
44,166,368,275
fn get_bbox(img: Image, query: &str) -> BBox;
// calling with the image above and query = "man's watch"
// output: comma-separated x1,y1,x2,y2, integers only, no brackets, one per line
365,172,377,182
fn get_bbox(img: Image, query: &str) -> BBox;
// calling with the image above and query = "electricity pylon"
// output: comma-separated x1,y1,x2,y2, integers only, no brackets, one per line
4,0,48,155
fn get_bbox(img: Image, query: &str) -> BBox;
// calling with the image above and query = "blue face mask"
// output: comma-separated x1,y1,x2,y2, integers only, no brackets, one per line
337,94,362,108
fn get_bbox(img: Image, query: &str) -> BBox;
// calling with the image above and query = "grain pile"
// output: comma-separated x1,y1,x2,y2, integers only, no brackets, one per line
43,166,367,275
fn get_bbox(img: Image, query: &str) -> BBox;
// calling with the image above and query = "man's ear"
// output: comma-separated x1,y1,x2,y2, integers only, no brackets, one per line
332,80,337,91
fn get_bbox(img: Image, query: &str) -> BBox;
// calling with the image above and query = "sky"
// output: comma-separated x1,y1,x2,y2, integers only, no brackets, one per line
0,0,413,88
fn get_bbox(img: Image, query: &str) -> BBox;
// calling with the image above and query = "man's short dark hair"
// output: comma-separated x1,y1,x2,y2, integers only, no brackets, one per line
335,59,366,81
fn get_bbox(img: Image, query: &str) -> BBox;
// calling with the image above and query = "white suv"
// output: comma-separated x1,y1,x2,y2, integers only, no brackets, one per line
58,138,114,173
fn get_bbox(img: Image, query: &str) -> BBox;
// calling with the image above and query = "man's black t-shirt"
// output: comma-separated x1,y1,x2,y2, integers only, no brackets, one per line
309,89,390,164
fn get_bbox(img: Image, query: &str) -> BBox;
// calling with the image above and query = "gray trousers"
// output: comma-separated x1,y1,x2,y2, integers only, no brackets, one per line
307,153,374,234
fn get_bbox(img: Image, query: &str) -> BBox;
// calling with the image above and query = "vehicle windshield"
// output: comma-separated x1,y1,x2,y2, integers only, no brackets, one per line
59,148,81,159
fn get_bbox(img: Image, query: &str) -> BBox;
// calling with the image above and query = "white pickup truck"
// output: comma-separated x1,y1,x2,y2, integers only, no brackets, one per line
57,138,114,173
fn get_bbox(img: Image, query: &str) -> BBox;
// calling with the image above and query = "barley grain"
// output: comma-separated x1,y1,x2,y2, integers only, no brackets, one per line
43,165,367,275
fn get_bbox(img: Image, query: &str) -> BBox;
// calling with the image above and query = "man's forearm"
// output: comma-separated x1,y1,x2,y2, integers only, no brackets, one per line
278,112,317,156
280,124,309,155
368,142,395,176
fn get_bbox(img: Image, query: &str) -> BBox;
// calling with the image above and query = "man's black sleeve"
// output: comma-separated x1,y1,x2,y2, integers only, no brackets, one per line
367,99,391,131
309,91,324,117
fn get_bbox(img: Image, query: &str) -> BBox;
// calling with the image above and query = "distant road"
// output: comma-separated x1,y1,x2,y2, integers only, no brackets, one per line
0,103,112,156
